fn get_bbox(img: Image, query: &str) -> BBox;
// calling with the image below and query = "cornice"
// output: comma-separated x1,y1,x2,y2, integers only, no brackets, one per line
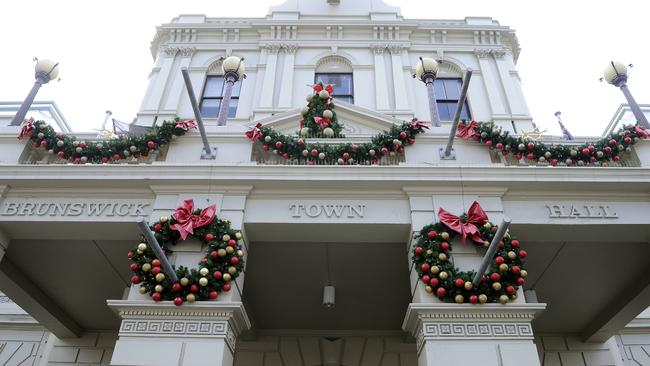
148,185,253,196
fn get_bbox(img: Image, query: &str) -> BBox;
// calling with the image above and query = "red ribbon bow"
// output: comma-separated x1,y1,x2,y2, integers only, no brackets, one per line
175,119,197,131
169,199,216,240
438,201,488,245
245,122,263,141
410,120,430,130
456,121,479,140
313,83,324,92
313,117,331,128
17,118,35,140
325,84,334,94
633,125,649,138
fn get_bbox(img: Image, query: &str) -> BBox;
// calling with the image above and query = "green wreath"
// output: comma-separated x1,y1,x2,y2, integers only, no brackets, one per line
128,200,244,306
412,202,528,304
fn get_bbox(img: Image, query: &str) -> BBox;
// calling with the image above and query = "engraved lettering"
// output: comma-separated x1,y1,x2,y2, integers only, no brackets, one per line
602,205,618,218
115,203,131,216
348,205,365,218
569,206,582,218
53,203,69,216
546,205,564,218
105,203,116,216
306,204,322,217
290,203,366,219
289,204,301,217
1,202,19,215
86,203,109,216
547,203,618,219
67,203,83,216
584,205,602,218
132,203,149,216
19,203,35,216
35,203,50,215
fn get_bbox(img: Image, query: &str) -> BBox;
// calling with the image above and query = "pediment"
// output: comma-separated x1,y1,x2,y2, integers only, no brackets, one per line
253,101,406,137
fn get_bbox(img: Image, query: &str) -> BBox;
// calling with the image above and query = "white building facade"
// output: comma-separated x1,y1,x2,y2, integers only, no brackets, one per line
0,1,649,365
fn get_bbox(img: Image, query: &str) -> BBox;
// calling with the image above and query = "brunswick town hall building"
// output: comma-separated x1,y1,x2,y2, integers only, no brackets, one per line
0,0,649,365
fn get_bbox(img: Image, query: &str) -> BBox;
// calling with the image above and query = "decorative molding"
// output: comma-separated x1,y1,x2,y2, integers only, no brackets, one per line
388,44,404,55
492,49,507,59
264,44,281,54
208,59,224,74
178,47,196,57
371,44,388,55
282,43,299,54
474,48,492,59
315,55,353,73
162,46,179,57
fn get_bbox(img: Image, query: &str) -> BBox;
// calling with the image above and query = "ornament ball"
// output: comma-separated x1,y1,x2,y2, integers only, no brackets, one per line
455,295,464,304
180,277,190,286
200,268,209,276
223,273,232,281
479,294,488,303
439,271,448,280
138,286,147,294
186,294,196,303
199,277,209,286
155,273,165,282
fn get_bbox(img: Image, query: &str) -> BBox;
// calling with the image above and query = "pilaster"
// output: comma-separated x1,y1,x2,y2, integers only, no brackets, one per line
259,44,281,108
277,44,298,108
141,46,178,113
371,44,390,110
474,48,507,117
163,47,196,112
493,48,531,117
388,44,409,111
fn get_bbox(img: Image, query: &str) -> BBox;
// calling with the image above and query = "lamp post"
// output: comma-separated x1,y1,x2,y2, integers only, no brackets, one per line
217,56,246,126
10,59,60,126
603,61,649,129
414,57,441,127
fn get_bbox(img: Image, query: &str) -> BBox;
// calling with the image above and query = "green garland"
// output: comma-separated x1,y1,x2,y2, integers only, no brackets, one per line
461,121,649,166
412,213,527,304
299,82,345,138
17,117,196,164
128,206,244,306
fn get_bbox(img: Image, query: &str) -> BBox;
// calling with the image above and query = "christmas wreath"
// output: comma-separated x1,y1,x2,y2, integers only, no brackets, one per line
17,117,196,164
128,199,244,306
457,120,649,166
246,82,429,165
412,201,527,304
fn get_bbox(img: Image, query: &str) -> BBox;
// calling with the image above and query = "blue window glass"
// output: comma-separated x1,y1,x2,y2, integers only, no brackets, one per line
432,78,471,121
314,73,354,104
200,75,241,118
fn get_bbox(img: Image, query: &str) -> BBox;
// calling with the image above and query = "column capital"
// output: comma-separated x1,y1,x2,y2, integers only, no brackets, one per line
282,43,299,54
264,43,281,54
474,48,492,59
162,46,179,58
492,48,507,59
388,44,404,55
371,44,388,55
178,47,197,58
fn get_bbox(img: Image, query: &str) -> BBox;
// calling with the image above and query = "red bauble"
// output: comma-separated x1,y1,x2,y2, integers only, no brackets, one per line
57,151,66,158
408,138,415,145
496,143,503,150
262,144,270,151
514,153,522,160
421,263,430,272
400,131,407,139
343,152,350,160
588,145,595,152
147,141,156,149
172,283,182,292
582,148,590,156
275,141,283,149
151,267,161,275
228,239,237,247
427,230,437,239
205,233,214,242
624,137,632,144
211,251,218,259
222,284,231,292
131,275,141,284
127,251,134,259
40,140,48,148
517,277,525,286
490,273,500,281
398,147,404,154
79,141,87,148
173,297,183,306
526,153,535,160
609,139,617,146
518,250,527,258
613,155,621,161
429,278,439,287
151,293,161,302
153,223,163,232
436,287,446,298
200,258,208,263
590,156,597,163
380,147,389,155
421,275,430,284
455,278,465,288
297,139,305,146
604,146,612,154
130,263,138,272
415,247,424,255
101,156,109,163
209,290,219,299
152,259,161,267
511,265,521,275
113,154,121,161
498,241,505,249
282,153,289,159
527,142,535,150
511,240,520,248
485,140,493,147
506,285,516,294
469,295,479,304
190,284,199,293
440,242,450,251
230,257,240,265
551,159,558,166
495,256,505,264
310,149,318,156
213,271,223,279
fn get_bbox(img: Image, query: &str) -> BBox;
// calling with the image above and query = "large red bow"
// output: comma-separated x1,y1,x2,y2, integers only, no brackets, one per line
245,122,263,141
313,117,331,128
633,125,649,138
17,118,35,140
438,201,488,245
175,119,197,131
169,199,216,240
410,120,430,130
456,121,479,140
325,84,334,95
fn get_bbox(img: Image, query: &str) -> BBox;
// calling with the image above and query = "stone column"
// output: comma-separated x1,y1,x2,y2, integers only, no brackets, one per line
475,48,507,117
372,44,390,111
388,44,409,111
163,47,196,111
259,44,280,108
277,44,298,109
493,48,531,117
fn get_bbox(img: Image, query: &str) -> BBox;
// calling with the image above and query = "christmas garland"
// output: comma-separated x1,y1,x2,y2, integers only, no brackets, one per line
298,81,345,138
457,120,649,166
412,201,527,304
17,117,196,164
128,200,244,306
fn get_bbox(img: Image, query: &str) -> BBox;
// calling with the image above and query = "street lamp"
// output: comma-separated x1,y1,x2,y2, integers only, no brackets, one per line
603,61,649,129
414,57,441,127
10,59,60,126
217,56,246,126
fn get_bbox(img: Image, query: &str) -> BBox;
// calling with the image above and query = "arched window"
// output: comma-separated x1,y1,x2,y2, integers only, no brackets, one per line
199,59,242,118
314,56,353,104
433,61,471,121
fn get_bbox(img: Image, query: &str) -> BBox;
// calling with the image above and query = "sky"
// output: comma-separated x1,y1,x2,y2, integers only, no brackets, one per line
1,0,648,136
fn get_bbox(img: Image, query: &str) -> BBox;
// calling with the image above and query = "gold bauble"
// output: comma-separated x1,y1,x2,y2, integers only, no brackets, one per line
155,273,165,282
464,281,473,290
440,232,450,240
160,216,169,223
439,271,448,280
228,266,237,275
199,277,208,286
430,265,440,274
180,277,189,286
235,232,242,239
138,286,147,294
520,270,528,278
492,282,502,291
438,253,447,261
499,263,509,272
478,294,488,304
510,294,518,300
136,249,144,254
455,295,464,304
155,285,163,292
483,241,490,247
137,243,147,251
223,273,232,282
142,263,151,272
200,268,209,276
483,222,492,229
226,246,234,254
237,250,244,257
507,251,517,260
218,249,227,257
426,249,433,256
425,286,433,293
499,295,509,304
186,294,196,303
222,234,231,242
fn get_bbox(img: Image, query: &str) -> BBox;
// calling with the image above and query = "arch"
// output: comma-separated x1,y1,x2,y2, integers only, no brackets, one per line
315,55,353,73
309,51,359,69
437,57,466,77
206,59,224,75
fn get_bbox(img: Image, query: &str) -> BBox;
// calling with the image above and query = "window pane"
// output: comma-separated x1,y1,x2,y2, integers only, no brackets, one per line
315,73,353,96
433,79,446,99
203,76,224,98
200,99,220,117
437,102,452,121
461,102,471,120
231,79,242,97
333,95,354,104
443,79,461,100
228,99,238,118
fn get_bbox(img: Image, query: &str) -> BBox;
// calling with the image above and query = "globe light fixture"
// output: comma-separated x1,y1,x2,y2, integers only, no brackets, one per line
603,61,649,129
10,59,60,126
414,57,441,127
217,56,246,126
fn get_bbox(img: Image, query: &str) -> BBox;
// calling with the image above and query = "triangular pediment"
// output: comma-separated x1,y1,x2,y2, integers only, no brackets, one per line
253,101,406,137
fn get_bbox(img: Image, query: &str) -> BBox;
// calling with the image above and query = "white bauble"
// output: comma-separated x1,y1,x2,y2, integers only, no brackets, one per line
300,127,310,136
301,107,310,115
75,147,82,153
130,145,137,152
319,90,330,99
80,156,88,164
318,152,326,160
323,110,333,119
306,94,313,102
56,140,64,147
323,127,334,137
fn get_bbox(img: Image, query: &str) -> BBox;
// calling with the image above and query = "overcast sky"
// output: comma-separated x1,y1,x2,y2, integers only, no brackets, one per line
1,0,648,136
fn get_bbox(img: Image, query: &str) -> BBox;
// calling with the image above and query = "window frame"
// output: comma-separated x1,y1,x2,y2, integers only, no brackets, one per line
199,75,241,118
434,78,472,121
314,72,354,104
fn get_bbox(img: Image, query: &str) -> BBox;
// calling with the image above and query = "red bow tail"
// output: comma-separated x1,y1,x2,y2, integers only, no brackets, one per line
634,125,650,138
246,122,263,141
437,201,488,245
17,118,35,140
169,199,217,240
410,120,430,130
456,121,479,140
